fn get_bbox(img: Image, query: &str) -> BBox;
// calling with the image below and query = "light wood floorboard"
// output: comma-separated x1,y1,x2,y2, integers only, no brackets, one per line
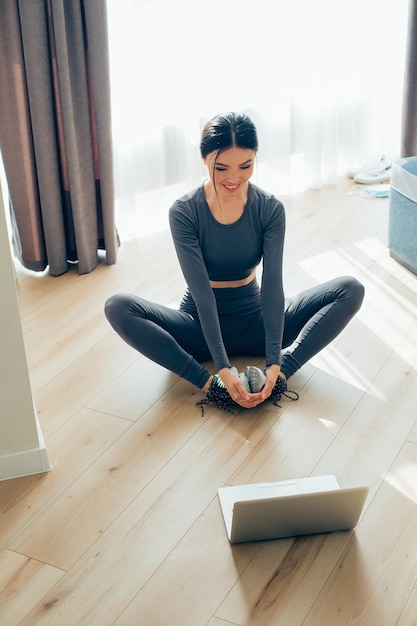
1,178,417,625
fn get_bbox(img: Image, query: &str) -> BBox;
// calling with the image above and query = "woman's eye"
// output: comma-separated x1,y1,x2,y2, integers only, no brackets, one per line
241,165,251,170
215,167,227,171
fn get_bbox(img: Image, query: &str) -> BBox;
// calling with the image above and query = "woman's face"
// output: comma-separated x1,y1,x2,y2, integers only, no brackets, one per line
204,146,255,197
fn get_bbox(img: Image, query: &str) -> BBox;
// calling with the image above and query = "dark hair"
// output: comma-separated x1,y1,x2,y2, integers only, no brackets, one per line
200,112,258,159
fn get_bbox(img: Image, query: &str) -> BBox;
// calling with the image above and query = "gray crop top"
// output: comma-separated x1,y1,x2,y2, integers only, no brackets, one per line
169,182,286,371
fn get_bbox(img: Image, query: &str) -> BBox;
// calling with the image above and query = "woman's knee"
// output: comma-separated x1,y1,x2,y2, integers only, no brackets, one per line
339,276,365,311
104,293,134,327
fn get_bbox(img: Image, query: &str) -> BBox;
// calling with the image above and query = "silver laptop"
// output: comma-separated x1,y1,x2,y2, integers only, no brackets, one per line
218,475,369,543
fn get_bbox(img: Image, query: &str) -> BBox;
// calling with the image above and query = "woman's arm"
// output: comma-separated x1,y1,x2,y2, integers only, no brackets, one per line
260,198,286,397
169,201,231,372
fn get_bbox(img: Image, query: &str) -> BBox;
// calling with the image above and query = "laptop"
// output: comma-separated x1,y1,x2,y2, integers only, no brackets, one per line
218,475,369,544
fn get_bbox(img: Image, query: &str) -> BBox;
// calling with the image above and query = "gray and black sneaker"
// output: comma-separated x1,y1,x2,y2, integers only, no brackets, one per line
239,371,251,393
246,366,266,392
245,366,299,406
266,371,299,406
196,374,238,416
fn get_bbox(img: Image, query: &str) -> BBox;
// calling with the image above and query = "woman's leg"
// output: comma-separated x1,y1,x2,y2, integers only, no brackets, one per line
104,293,212,388
280,276,365,378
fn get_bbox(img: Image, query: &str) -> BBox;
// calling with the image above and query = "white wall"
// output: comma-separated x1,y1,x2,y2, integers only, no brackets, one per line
0,177,50,480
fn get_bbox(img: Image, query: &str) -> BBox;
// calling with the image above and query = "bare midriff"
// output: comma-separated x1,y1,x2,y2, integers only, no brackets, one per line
209,268,257,289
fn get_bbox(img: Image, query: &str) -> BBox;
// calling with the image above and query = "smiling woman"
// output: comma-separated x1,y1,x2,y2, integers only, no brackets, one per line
105,111,365,414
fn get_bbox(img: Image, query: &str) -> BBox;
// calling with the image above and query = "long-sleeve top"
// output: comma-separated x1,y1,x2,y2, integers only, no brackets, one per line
168,181,286,371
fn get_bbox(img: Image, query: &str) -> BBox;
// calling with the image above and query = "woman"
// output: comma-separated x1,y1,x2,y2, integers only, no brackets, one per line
105,112,364,413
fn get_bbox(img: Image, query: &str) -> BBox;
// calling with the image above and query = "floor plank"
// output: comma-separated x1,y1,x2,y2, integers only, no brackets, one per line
0,409,131,552
0,550,65,626
397,588,417,626
303,443,417,626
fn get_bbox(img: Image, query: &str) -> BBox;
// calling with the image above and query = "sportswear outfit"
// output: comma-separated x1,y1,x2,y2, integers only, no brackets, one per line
105,182,364,390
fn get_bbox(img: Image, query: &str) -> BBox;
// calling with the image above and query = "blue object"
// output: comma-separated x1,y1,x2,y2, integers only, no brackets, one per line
360,185,390,198
388,156,417,275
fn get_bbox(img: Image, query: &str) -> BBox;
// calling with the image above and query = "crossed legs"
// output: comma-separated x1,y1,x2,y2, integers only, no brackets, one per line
105,275,364,388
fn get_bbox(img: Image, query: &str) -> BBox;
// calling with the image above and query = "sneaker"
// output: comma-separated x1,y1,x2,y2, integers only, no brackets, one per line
261,370,300,406
231,366,251,393
245,366,266,392
196,374,237,416
239,371,251,393
347,155,387,178
353,164,391,184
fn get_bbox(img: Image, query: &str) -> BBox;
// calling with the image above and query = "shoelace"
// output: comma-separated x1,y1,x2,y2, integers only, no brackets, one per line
267,372,299,407
271,387,299,407
196,375,237,417
196,395,236,417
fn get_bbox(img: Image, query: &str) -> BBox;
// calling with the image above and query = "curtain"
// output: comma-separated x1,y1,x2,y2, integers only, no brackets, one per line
107,0,409,240
0,0,118,276
401,0,417,157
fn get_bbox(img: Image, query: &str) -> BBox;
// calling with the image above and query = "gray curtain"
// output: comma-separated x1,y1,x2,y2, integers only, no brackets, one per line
401,0,417,157
0,0,118,276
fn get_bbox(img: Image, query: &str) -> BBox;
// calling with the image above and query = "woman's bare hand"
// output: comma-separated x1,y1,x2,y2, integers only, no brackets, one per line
218,367,265,409
260,364,282,401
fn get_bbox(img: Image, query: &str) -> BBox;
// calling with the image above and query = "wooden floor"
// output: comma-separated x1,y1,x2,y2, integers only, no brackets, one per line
1,177,417,625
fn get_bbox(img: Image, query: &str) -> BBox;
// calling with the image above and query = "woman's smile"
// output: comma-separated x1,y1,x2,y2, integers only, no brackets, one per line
222,182,241,192
203,146,255,203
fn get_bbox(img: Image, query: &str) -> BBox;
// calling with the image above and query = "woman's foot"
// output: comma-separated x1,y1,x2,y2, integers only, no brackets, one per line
242,366,298,406
245,365,296,404
245,366,266,392
265,372,299,406
197,374,238,415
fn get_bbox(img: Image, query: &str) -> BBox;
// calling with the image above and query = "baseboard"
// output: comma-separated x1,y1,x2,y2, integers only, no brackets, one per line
0,412,52,481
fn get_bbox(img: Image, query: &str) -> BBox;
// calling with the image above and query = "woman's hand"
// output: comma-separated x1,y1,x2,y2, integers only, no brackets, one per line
218,367,265,409
260,364,282,401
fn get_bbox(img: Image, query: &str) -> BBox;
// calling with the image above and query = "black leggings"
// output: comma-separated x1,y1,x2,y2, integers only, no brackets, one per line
104,276,364,389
